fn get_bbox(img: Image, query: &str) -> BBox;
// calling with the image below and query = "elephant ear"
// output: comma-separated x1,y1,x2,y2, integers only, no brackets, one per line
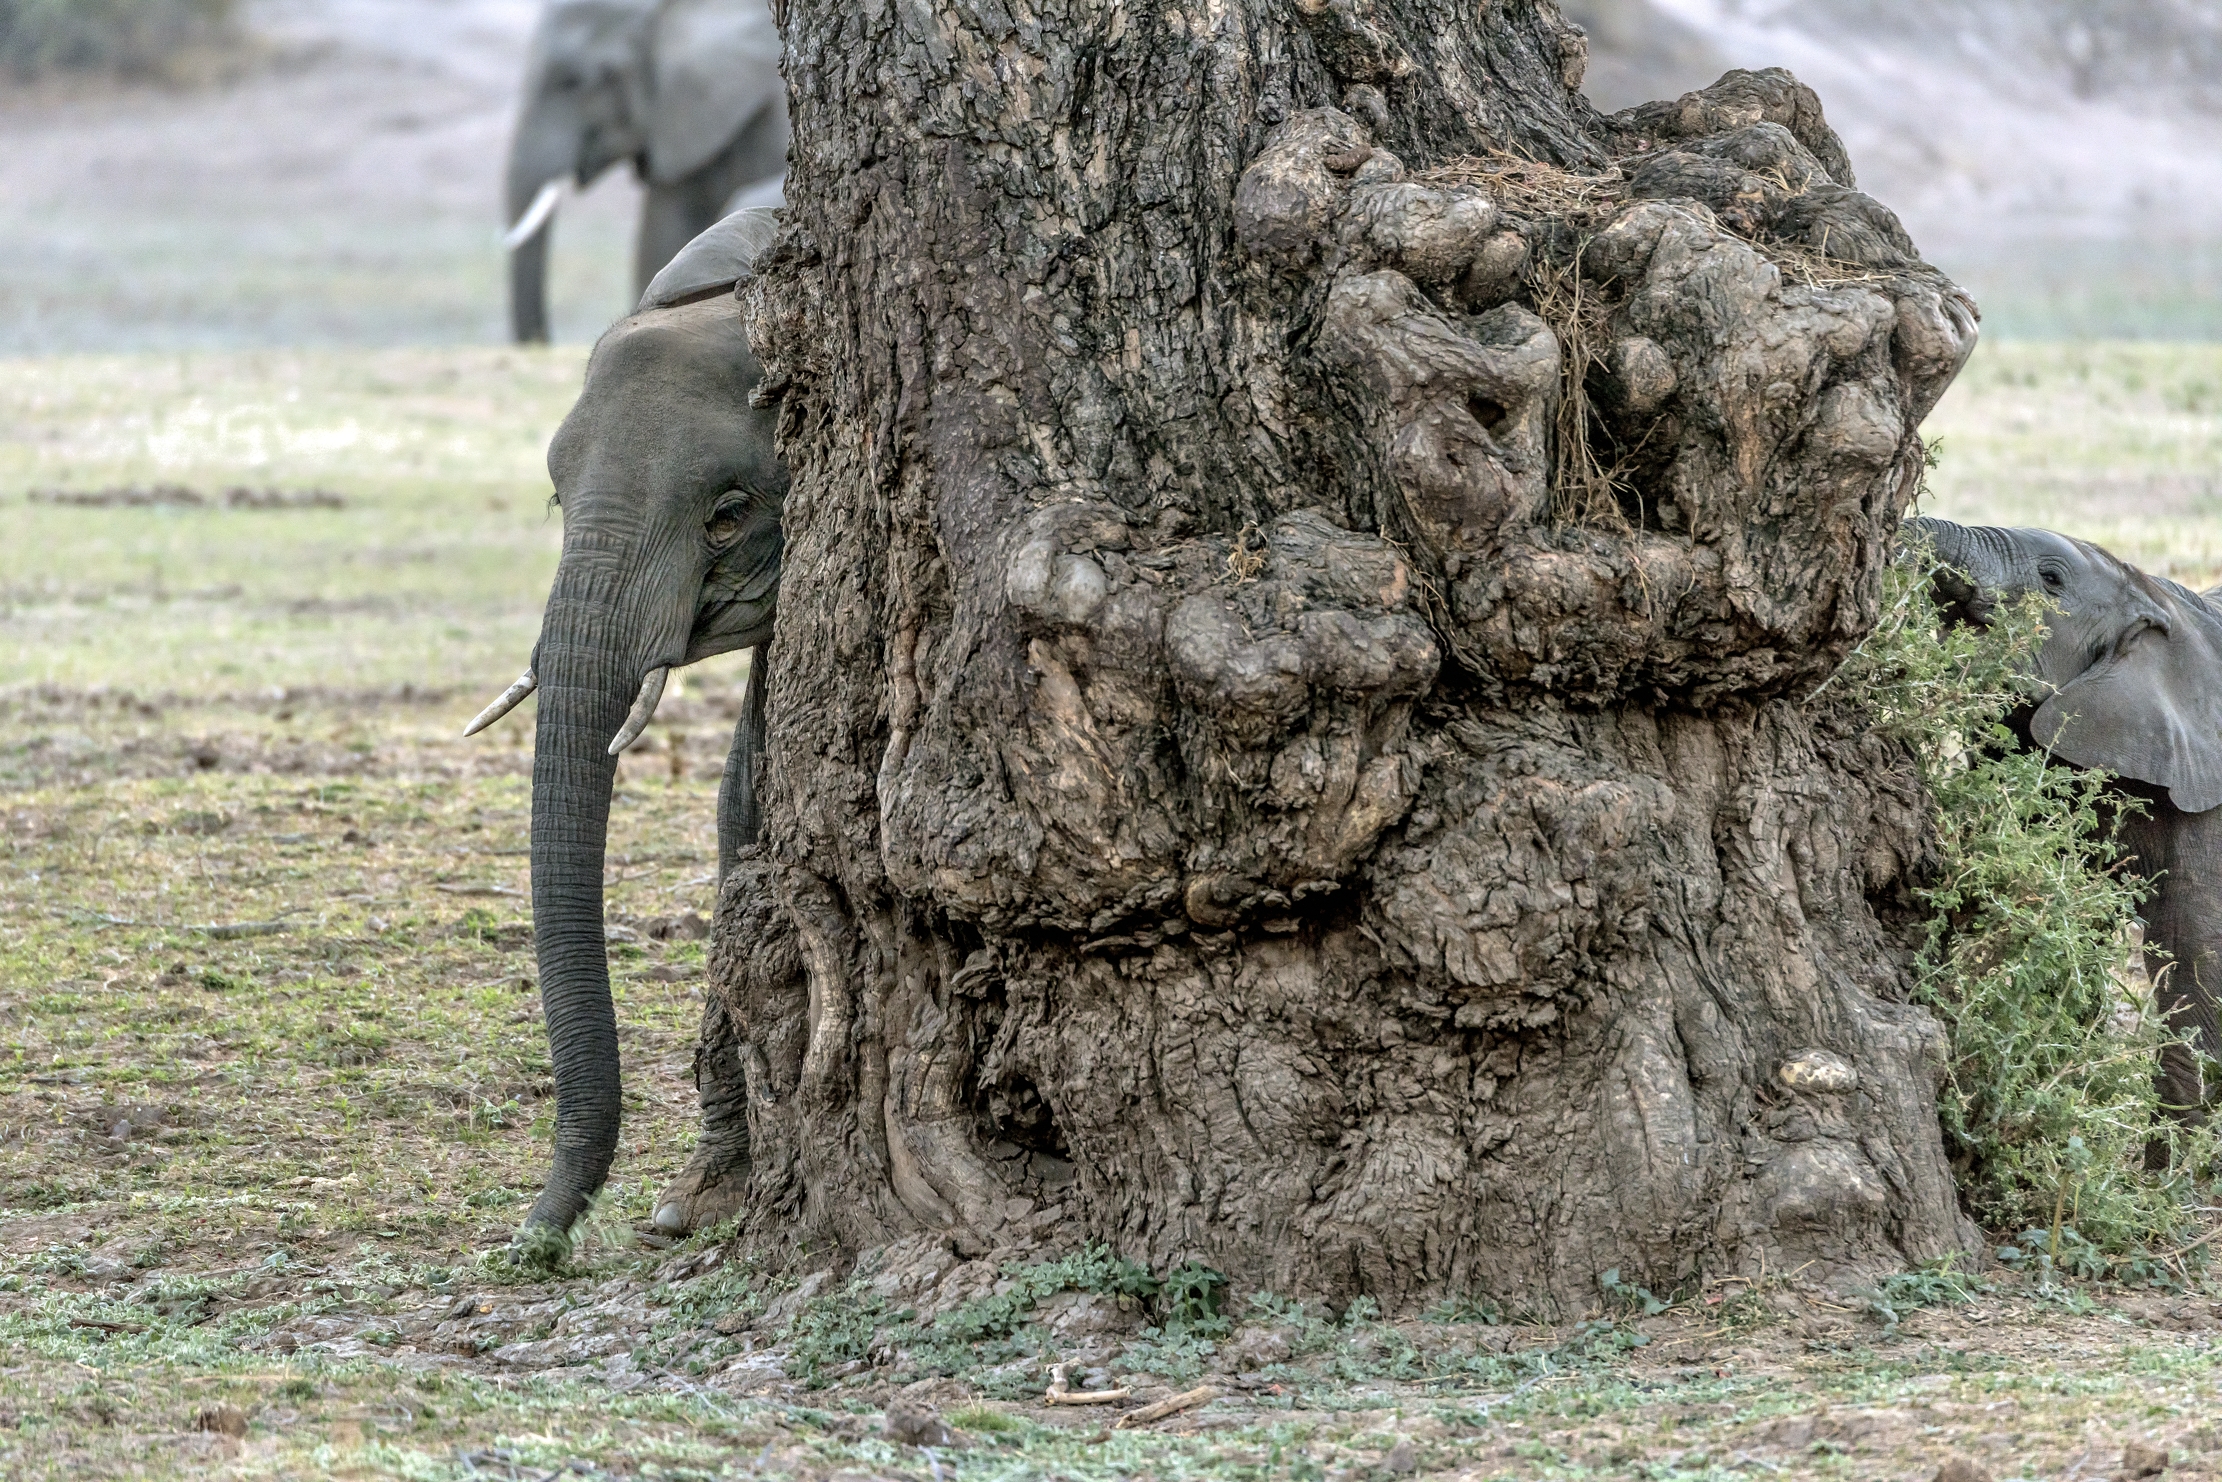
2032,590,2222,814
637,208,780,311
648,0,783,185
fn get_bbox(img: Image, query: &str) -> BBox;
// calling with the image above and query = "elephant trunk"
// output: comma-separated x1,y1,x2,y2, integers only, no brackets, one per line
522,521,641,1236
1906,516,2027,594
1906,515,2035,626
505,122,574,346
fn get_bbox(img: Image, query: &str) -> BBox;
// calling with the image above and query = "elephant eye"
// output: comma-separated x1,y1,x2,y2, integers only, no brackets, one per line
706,505,747,548
2040,567,2064,589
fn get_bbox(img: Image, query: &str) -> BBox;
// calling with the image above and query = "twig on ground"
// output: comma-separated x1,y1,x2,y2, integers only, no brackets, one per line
1112,1384,1219,1429
191,920,292,939
2148,1220,2222,1263
67,1317,146,1334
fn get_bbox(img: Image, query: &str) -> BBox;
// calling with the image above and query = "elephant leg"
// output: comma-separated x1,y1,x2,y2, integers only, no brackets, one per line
652,988,753,1235
653,651,769,1235
717,648,767,880
2129,804,2218,1167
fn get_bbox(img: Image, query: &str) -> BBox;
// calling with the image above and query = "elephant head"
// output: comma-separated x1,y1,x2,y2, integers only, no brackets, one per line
505,0,785,343
1907,517,2222,815
469,210,786,1241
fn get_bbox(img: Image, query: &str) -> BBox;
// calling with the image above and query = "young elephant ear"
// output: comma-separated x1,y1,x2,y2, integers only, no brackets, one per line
648,0,783,185
637,207,780,312
2032,587,2222,814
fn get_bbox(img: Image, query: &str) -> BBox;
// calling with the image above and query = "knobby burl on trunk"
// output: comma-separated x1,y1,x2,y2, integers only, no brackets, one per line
714,0,1983,1309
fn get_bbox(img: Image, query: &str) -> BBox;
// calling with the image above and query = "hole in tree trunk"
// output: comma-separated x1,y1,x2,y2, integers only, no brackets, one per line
1466,392,1509,433
975,1070,1076,1194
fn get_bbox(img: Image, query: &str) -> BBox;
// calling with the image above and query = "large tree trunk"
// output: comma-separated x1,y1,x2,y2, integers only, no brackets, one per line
722,0,1983,1310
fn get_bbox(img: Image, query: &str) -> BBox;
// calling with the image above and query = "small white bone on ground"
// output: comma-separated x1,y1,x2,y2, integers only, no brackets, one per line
1041,1361,1131,1405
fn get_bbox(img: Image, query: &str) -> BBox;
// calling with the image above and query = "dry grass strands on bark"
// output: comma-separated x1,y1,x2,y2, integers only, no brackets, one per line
1413,148,1628,232
1407,153,1642,531
1758,238,1898,291
1526,253,1635,531
1415,150,1903,535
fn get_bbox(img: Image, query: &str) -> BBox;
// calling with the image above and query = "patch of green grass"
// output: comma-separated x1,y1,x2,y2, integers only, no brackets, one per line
1923,340,2222,585
1858,1257,1990,1336
0,347,579,700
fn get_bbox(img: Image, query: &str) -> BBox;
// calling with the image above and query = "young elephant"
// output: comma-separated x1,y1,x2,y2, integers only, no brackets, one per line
468,209,785,1247
1908,517,2222,1135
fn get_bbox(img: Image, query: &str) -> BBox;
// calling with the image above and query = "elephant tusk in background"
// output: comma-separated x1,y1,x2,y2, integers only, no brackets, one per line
607,667,669,755
463,670,538,736
503,180,567,250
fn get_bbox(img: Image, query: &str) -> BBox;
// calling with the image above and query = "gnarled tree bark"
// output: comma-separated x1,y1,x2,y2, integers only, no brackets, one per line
716,0,1983,1311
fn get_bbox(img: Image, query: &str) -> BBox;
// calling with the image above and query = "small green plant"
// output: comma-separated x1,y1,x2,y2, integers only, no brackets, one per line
1995,1225,2109,1284
935,1244,1160,1346
783,1290,887,1382
1859,1256,1988,1335
502,1222,572,1276
1597,1268,1668,1317
1850,556,2221,1260
1423,1294,1504,1325
1157,1261,1230,1333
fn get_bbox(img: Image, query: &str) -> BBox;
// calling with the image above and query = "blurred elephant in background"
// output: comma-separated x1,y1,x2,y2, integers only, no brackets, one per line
1910,517,2222,1140
505,0,787,344
468,210,785,1244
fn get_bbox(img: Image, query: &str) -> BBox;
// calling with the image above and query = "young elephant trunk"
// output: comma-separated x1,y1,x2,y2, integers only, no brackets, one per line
522,527,640,1236
1905,516,2026,597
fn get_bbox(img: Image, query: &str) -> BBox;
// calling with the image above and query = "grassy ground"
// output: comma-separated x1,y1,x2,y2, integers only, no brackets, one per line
0,339,2217,1479
1919,340,2222,585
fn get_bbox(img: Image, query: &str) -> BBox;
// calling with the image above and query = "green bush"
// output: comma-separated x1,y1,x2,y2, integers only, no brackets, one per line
0,0,239,80
1849,553,2217,1261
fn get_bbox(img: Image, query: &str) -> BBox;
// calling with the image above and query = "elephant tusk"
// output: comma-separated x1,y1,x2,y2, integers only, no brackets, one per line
503,180,567,250
463,670,537,736
607,667,669,755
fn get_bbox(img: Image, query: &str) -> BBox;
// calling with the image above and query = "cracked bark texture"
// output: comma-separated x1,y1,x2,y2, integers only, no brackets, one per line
722,0,1984,1309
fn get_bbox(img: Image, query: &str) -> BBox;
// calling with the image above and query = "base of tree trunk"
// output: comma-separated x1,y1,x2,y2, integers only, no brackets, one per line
701,699,1977,1311
708,6,1987,1312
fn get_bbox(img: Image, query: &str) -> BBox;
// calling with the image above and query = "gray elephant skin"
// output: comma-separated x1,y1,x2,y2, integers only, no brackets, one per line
1911,517,2222,1133
505,0,787,344
468,210,785,1240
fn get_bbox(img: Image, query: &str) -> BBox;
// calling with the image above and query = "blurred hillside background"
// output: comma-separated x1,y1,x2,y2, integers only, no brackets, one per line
0,0,644,349
1,0,2218,349
1565,0,2222,338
